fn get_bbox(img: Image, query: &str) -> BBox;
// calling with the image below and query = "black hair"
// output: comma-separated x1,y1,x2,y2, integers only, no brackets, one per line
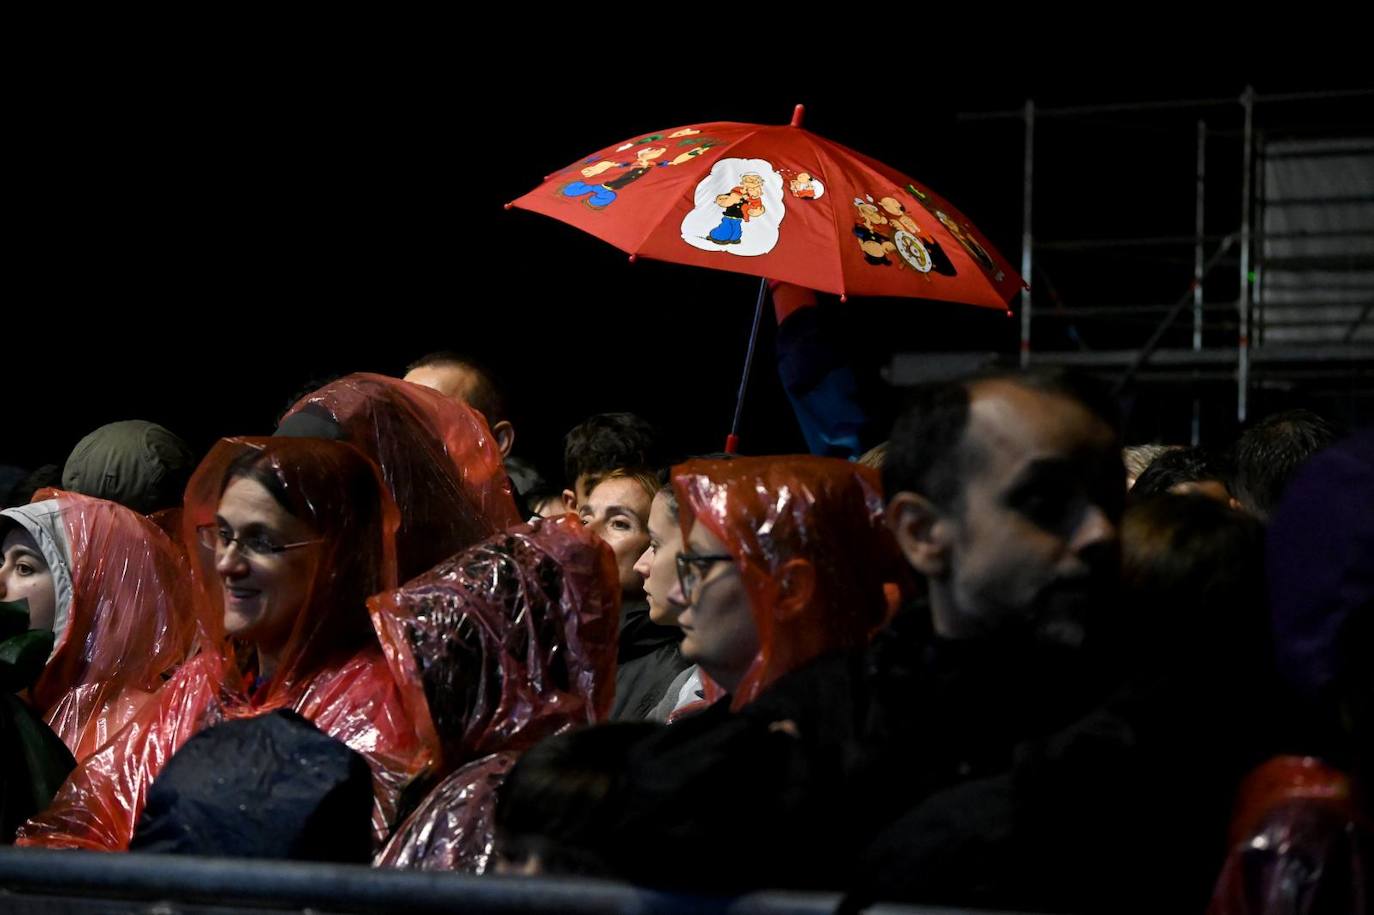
883,367,1121,511
562,413,662,491
1130,446,1233,499
493,722,660,877
1232,409,1338,520
6,464,61,509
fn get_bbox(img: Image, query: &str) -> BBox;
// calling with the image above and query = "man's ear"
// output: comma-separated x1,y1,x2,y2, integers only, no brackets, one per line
885,491,951,577
492,420,516,458
562,489,578,512
775,558,817,622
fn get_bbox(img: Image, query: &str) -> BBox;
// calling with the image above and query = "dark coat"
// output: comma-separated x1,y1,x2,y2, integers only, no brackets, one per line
609,598,688,722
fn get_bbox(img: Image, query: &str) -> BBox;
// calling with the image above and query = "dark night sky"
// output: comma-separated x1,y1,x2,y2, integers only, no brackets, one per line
10,48,1370,481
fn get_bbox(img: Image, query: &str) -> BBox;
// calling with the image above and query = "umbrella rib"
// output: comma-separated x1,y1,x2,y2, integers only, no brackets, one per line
626,124,763,259
807,131,852,300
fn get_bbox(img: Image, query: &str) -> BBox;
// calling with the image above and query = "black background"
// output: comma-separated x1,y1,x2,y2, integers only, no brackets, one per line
10,42,1370,483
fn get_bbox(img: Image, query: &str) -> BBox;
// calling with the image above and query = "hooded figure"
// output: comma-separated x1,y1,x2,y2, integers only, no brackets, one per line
61,421,196,515
1,598,75,843
130,710,376,862
277,373,520,582
373,515,620,872
671,456,900,710
16,437,429,851
0,492,201,762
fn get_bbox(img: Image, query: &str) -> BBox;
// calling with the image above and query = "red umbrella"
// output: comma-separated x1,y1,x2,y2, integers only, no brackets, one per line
508,105,1021,450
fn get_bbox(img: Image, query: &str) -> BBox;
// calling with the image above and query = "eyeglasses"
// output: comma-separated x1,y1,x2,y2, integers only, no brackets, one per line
196,524,322,559
675,551,734,600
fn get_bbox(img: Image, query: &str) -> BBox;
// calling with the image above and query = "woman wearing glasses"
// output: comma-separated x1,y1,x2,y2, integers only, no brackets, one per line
17,437,429,852
664,455,901,711
481,456,906,885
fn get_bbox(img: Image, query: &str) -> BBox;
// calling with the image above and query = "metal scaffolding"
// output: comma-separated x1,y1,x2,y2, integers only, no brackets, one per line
952,86,1374,439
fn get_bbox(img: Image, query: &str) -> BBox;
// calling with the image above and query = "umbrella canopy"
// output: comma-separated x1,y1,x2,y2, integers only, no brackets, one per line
510,106,1021,308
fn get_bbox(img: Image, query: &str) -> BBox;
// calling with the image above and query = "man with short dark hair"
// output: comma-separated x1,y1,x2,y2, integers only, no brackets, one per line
561,413,662,511
880,369,1123,645
559,416,679,720
1232,408,1337,520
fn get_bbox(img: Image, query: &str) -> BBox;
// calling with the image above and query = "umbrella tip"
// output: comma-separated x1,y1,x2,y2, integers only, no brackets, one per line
839,293,848,303
628,254,638,264
1005,308,1014,317
503,202,514,210
725,434,740,454
790,104,805,128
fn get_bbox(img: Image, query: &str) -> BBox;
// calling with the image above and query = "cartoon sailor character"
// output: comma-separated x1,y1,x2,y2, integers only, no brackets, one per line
666,139,722,166
707,173,766,245
852,197,896,266
932,209,1000,276
559,146,668,210
877,196,956,276
788,171,826,200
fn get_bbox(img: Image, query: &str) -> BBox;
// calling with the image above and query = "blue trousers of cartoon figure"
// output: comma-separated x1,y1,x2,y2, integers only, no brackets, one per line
561,181,617,209
709,216,744,243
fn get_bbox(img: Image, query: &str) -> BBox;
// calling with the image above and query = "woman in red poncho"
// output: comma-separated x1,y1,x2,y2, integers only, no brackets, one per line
476,456,906,882
372,514,621,872
17,437,430,850
667,455,901,711
1,491,203,762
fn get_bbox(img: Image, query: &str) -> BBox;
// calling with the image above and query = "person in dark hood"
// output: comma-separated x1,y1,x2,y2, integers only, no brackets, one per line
580,469,687,720
130,710,375,863
61,420,196,515
17,437,429,851
372,515,620,872
1,596,75,843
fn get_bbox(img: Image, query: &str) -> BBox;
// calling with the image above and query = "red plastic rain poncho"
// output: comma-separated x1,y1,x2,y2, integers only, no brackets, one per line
672,455,903,710
1208,756,1370,915
17,437,429,851
280,373,520,582
1,492,203,762
373,514,621,872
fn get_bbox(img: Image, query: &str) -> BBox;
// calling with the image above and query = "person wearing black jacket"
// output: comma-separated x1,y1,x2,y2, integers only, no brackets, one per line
573,369,1135,907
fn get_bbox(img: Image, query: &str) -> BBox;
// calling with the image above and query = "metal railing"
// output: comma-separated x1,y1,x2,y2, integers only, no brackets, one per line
0,847,1033,915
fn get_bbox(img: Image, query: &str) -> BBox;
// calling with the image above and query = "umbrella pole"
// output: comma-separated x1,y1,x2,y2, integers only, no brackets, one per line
726,277,770,454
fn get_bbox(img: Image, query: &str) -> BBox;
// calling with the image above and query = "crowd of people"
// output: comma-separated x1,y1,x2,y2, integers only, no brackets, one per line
0,342,1369,914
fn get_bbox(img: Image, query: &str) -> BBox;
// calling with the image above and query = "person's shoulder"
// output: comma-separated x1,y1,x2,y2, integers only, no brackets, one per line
742,645,867,727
